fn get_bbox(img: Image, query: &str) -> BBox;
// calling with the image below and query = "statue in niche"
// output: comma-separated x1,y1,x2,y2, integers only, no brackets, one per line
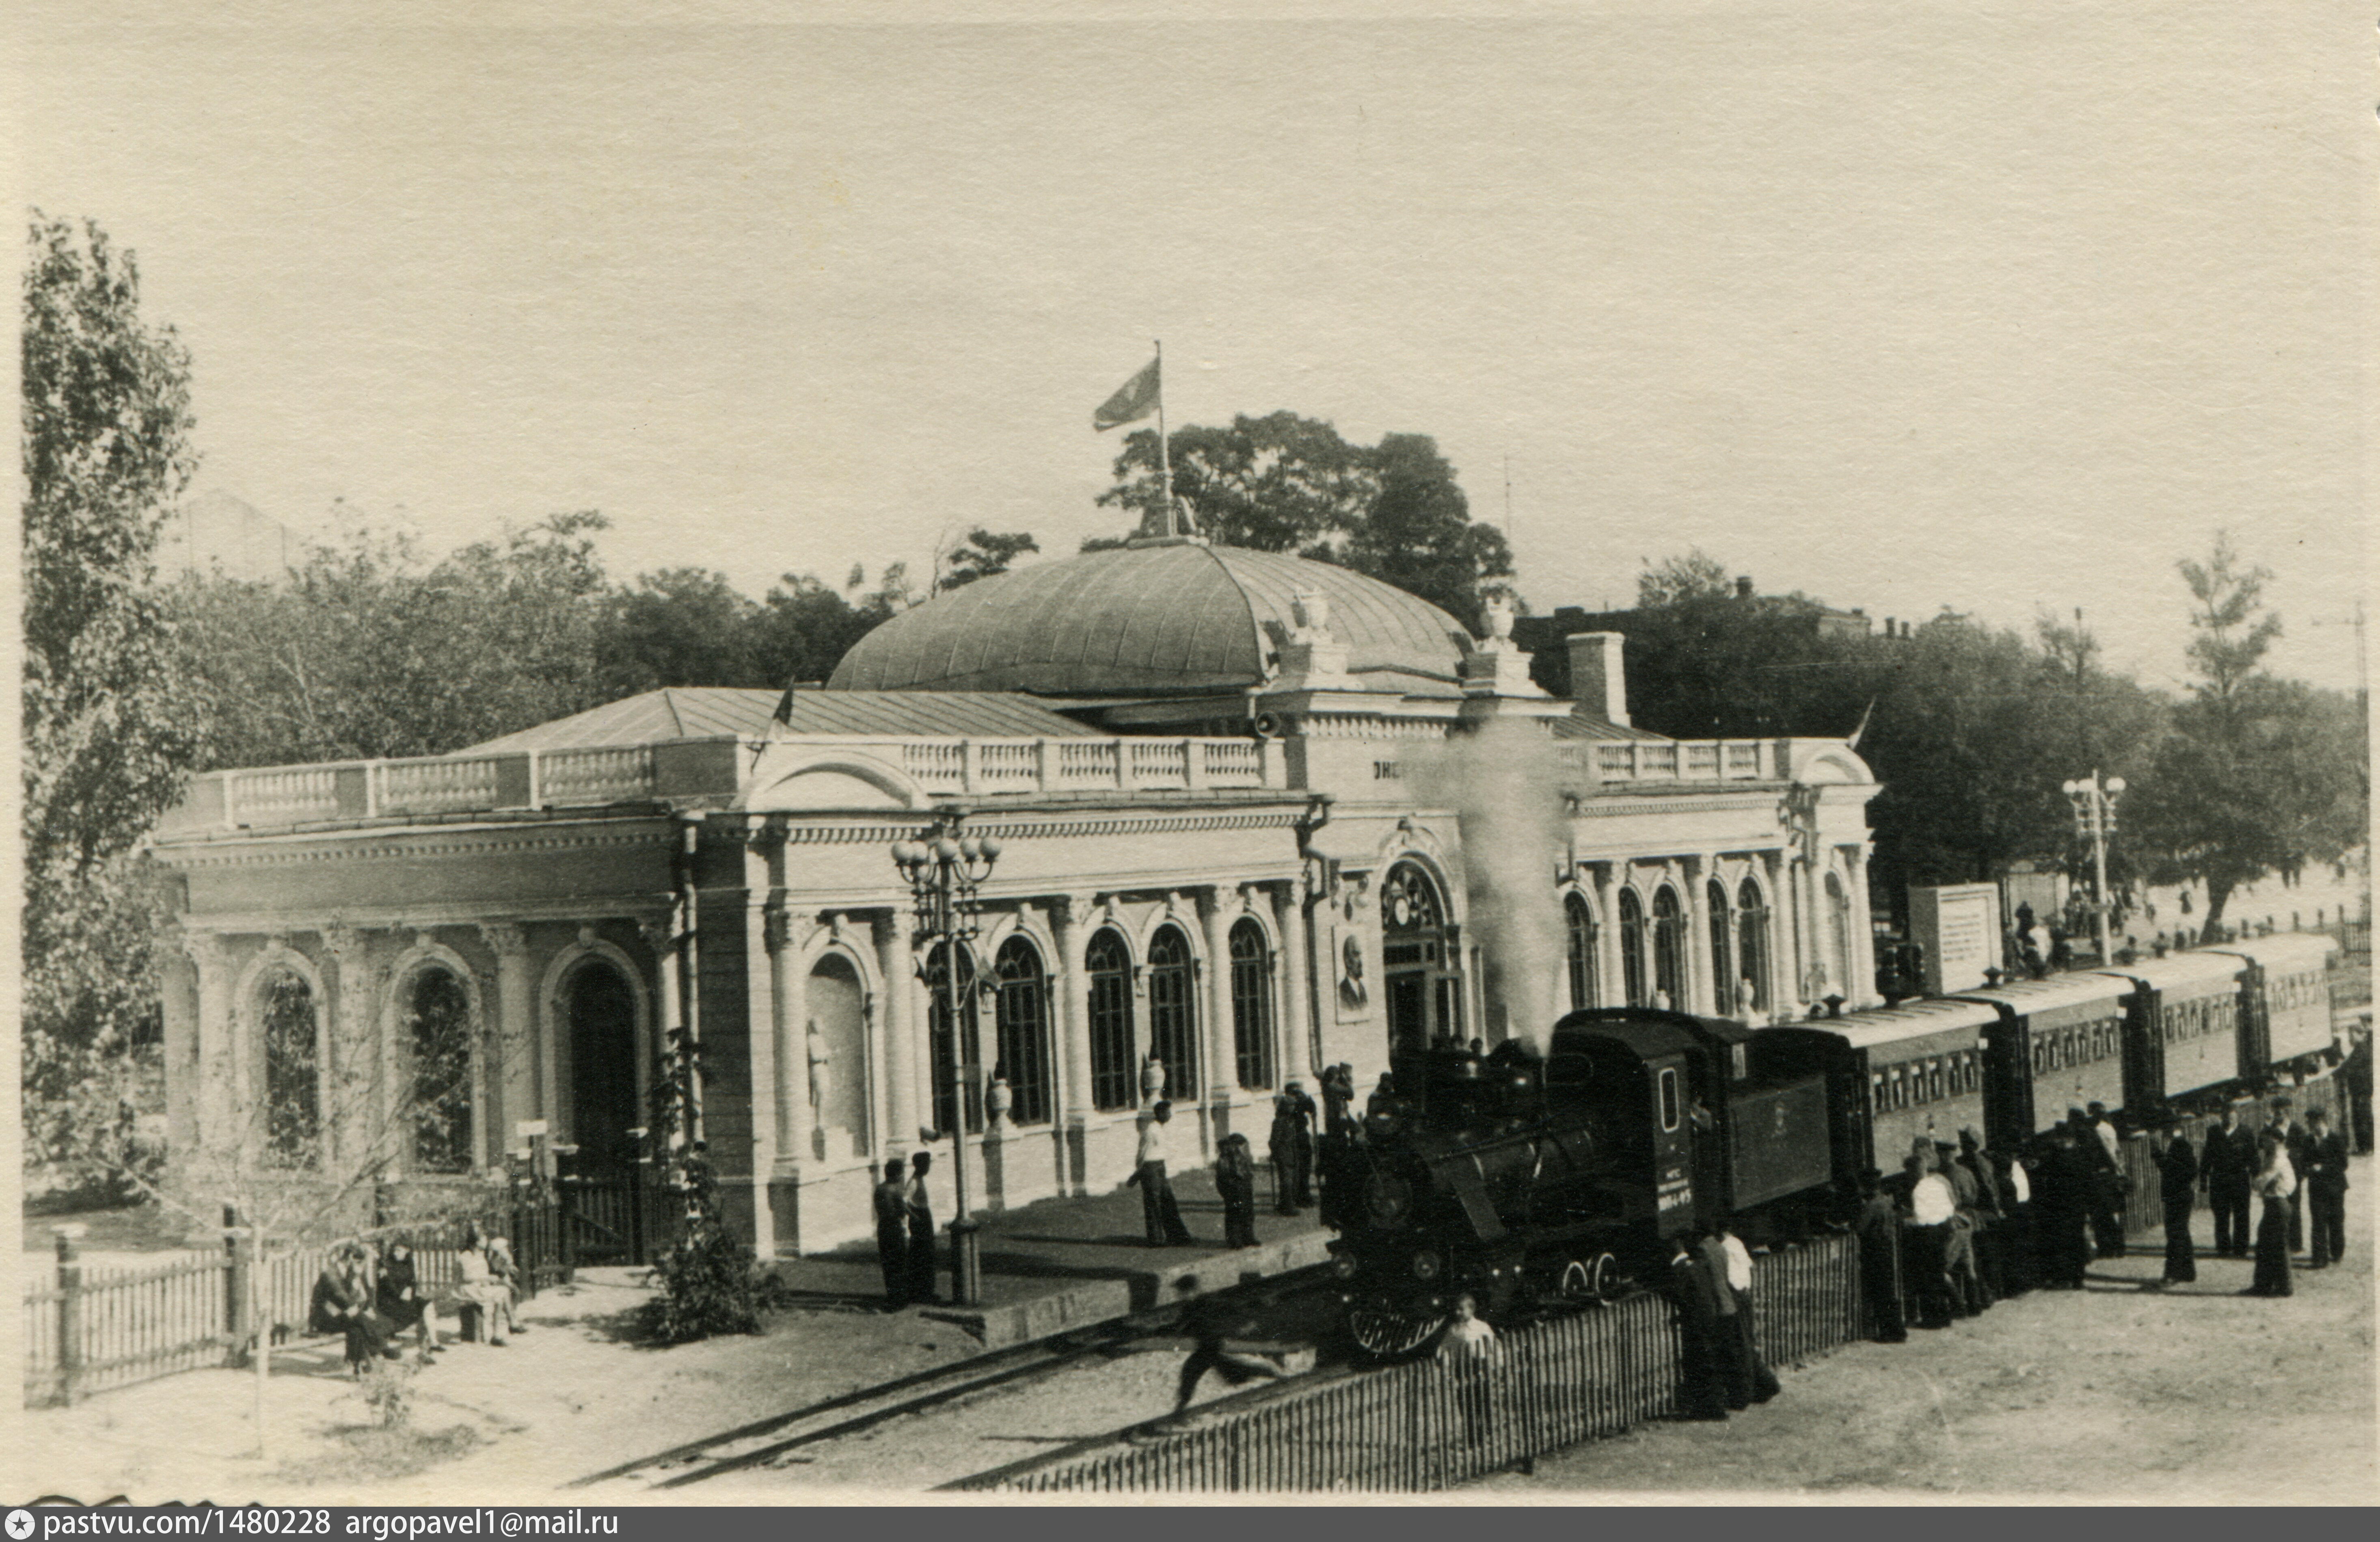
806,1018,831,1121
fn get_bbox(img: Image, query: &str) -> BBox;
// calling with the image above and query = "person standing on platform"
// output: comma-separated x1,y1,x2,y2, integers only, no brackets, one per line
1665,1234,1731,1420
1216,1132,1259,1248
2201,1105,2256,1257
2154,1125,2199,1285
1937,1138,1990,1315
1131,1101,1196,1246
2273,1099,2313,1256
2302,1107,2350,1269
1855,1168,1909,1342
1957,1128,2006,1302
1268,1092,1310,1215
1903,1150,1961,1326
905,1150,939,1305
1714,1221,1780,1405
1993,1145,2035,1296
2035,1126,2093,1289
873,1156,909,1308
2246,1129,2296,1298
2080,1104,2126,1258
1434,1293,1502,1445
2343,1025,2374,1155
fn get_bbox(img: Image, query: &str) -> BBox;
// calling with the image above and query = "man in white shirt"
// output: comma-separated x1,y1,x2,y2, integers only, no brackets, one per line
1903,1151,1960,1328
1435,1294,1500,1445
1132,1101,1196,1246
1713,1222,1780,1405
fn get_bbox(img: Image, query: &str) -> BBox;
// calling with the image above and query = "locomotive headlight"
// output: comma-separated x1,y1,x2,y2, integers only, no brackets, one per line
1331,1253,1359,1280
1411,1250,1442,1281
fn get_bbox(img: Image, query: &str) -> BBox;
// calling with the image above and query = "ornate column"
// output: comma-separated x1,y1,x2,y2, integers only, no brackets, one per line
1760,849,1792,1021
1199,887,1236,1149
1274,880,1312,1082
183,932,238,1166
476,923,535,1159
766,906,812,1170
1842,843,1879,1007
873,911,917,1151
1592,863,1624,1009
1052,897,1094,1191
1683,855,1715,1016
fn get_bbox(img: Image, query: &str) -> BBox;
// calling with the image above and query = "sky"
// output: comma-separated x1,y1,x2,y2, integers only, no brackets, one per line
16,0,2374,695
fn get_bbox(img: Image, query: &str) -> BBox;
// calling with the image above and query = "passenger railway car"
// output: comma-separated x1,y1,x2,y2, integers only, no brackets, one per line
1765,999,1998,1187
2209,933,2337,1078
2093,952,2247,1114
1951,974,2131,1151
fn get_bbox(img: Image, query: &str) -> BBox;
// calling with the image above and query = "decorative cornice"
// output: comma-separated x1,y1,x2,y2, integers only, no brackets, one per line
163,828,670,869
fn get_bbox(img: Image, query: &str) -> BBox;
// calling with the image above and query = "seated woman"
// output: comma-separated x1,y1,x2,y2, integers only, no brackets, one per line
375,1237,444,1362
309,1244,397,1376
452,1223,521,1344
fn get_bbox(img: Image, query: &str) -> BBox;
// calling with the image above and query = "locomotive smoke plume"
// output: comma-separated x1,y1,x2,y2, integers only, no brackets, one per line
1408,716,1569,1056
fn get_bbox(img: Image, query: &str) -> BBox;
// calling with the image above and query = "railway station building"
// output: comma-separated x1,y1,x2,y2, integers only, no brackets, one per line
148,526,1881,1255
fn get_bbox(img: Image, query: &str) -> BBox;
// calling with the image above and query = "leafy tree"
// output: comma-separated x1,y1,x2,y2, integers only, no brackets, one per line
1094,413,1516,622
596,567,767,696
935,527,1039,592
1636,547,1732,607
2128,534,2367,936
22,214,204,1175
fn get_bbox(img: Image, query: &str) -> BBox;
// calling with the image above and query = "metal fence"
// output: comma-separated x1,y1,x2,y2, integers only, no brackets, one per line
980,1231,1860,1493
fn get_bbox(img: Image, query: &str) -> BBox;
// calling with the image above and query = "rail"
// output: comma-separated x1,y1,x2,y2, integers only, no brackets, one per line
968,1231,1860,1492
1554,738,1786,785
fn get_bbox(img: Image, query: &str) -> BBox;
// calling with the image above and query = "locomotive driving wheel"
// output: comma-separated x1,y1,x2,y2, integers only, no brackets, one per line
1558,1252,1624,1306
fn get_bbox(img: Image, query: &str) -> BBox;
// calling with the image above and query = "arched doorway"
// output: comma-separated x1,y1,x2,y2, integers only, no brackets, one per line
1381,861,1461,1057
1564,893,1599,1012
1618,889,1647,1007
807,952,870,1158
1706,879,1735,1017
1228,918,1275,1090
260,968,320,1169
566,960,641,1178
404,967,475,1173
991,935,1053,1126
1146,925,1199,1094
1085,929,1136,1111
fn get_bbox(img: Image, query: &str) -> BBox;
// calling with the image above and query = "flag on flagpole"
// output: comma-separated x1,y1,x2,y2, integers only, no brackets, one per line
1093,355,1160,431
1846,697,1875,750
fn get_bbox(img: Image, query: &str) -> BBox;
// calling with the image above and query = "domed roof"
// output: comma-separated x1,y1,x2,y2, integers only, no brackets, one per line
827,541,1471,697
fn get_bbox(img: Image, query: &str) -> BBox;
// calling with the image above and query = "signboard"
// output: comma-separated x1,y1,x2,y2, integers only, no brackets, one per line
1910,883,2001,995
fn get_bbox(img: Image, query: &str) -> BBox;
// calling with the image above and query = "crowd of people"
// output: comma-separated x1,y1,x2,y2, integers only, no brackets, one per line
305,1223,527,1377
1862,1092,2355,1341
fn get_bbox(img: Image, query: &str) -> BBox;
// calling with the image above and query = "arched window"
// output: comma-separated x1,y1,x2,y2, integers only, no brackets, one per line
1146,925,1199,1093
1618,889,1648,1008
993,936,1053,1126
261,969,320,1169
1229,918,1274,1090
1706,878,1734,1017
405,968,474,1174
564,961,638,1176
1736,878,1770,1015
1565,893,1600,1011
1381,861,1462,1054
924,941,981,1136
1086,930,1136,1112
1652,886,1686,1008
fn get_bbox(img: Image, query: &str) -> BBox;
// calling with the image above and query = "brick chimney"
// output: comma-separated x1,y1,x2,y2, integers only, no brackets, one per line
1566,632,1630,726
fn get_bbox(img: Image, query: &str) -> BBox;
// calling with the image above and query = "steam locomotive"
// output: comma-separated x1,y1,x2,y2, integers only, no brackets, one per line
1325,932,2345,1357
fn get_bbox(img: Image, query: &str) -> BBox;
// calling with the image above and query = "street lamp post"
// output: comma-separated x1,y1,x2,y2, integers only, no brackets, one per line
2061,770,2127,964
892,817,1001,1307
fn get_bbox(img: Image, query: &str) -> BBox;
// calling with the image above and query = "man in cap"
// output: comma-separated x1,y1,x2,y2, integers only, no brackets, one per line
1269,1081,1316,1213
2199,1104,2257,1258
2272,1098,2312,1256
2034,1124,2093,1289
1933,1138,1989,1316
1957,1128,2006,1302
872,1156,909,1309
2301,1107,2350,1270
1902,1147,1961,1327
1854,1168,1909,1342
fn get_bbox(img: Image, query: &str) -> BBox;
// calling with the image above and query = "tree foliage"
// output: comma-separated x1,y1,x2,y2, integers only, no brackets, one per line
2127,534,2367,934
1636,547,1732,608
935,527,1039,592
1095,412,1516,623
22,214,204,1177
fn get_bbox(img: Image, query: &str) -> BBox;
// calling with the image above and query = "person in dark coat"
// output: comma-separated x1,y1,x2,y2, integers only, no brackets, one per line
905,1149,939,1305
1171,1282,1288,1416
2343,1027,2374,1155
2199,1106,2256,1257
375,1238,443,1362
1713,1222,1780,1406
2077,1105,2126,1259
2247,1129,2296,1297
1991,1145,2035,1297
2155,1125,2199,1284
1854,1168,1908,1342
1665,1234,1731,1419
1694,1229,1752,1409
873,1156,909,1308
310,1245,396,1376
2034,1126,2093,1289
1957,1128,2006,1303
1216,1133,1259,1248
1268,1091,1311,1215
2301,1107,2350,1269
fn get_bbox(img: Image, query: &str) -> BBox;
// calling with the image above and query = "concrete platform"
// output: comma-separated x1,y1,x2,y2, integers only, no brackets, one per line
765,1168,1333,1348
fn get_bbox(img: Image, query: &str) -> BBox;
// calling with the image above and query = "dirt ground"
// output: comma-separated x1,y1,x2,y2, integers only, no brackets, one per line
1475,1180,2377,1504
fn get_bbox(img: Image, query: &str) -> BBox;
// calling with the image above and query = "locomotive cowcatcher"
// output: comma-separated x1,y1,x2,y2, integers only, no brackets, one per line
1325,1008,1838,1356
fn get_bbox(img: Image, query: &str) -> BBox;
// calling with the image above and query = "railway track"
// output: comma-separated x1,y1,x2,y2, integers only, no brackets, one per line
570,1270,1335,1490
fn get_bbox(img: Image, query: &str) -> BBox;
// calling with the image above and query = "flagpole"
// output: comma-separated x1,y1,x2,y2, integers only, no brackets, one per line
1153,339,1174,537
